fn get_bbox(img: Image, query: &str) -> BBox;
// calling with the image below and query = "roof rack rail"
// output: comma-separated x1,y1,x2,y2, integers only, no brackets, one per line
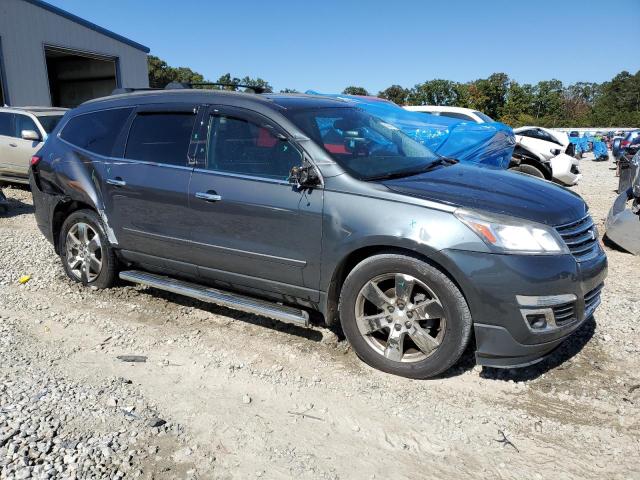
110,87,160,95
164,82,268,94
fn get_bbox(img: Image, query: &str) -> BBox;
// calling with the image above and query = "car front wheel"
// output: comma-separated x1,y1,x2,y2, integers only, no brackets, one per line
339,254,472,379
59,209,117,288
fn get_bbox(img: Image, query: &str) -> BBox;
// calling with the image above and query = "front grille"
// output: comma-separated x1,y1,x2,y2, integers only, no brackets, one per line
555,215,599,262
552,301,576,326
584,283,604,317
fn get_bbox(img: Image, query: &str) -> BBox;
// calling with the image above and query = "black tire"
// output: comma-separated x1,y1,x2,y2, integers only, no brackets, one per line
510,163,545,179
338,254,472,379
58,209,118,289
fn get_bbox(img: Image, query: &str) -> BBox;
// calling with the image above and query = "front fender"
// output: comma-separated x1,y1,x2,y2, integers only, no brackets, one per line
319,188,488,294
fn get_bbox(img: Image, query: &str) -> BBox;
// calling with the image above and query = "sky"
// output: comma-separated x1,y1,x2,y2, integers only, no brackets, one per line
46,0,640,93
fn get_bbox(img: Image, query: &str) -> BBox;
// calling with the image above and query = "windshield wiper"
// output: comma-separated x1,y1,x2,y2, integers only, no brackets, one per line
366,157,459,181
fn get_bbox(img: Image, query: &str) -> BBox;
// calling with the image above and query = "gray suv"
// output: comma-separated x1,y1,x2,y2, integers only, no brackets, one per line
29,89,607,378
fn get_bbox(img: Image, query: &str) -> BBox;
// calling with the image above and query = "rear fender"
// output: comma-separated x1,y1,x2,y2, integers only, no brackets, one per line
46,148,118,245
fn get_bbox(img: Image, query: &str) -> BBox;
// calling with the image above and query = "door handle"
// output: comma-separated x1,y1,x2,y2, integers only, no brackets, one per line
195,191,222,202
9,143,17,147
106,178,126,187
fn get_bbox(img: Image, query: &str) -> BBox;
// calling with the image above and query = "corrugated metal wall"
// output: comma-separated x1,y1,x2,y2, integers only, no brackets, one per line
0,0,149,106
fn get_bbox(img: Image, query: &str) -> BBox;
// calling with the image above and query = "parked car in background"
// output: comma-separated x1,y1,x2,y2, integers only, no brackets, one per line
620,130,640,155
30,88,606,379
404,105,494,123
0,107,67,184
617,130,640,192
606,151,640,255
611,135,626,160
513,126,581,185
514,126,570,159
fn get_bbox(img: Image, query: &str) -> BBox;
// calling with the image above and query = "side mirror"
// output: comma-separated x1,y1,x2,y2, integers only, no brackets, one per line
289,163,320,188
21,130,41,142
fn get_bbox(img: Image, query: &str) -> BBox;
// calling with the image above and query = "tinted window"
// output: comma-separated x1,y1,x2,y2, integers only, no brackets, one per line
473,111,494,123
437,112,475,122
61,108,133,156
36,115,64,133
207,114,301,180
0,112,12,136
126,113,195,166
14,114,38,138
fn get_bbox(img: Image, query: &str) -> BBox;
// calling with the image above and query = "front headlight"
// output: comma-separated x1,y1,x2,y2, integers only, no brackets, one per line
455,209,570,255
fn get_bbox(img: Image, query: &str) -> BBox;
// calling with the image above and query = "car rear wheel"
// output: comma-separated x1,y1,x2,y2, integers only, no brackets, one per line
59,209,117,288
339,254,472,379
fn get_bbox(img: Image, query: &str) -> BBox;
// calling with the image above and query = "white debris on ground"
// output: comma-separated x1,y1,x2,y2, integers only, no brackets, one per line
0,154,639,479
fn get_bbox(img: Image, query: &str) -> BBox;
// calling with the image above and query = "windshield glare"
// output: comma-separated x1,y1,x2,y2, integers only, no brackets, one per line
36,115,64,133
285,107,440,180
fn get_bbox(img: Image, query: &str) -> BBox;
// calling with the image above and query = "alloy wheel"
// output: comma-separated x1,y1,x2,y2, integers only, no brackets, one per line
354,273,446,363
65,222,103,283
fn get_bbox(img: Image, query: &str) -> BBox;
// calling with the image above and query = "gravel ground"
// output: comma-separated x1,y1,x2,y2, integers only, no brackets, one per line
1,155,639,479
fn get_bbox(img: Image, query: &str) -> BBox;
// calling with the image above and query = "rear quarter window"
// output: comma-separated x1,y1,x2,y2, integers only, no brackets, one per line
124,113,195,166
60,108,133,156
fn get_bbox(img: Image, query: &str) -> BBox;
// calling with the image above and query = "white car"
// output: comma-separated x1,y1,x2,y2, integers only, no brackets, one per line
513,127,580,186
0,107,67,184
513,126,570,160
403,105,494,123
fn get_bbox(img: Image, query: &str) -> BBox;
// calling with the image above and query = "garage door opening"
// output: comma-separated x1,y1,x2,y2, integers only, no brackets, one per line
45,46,119,108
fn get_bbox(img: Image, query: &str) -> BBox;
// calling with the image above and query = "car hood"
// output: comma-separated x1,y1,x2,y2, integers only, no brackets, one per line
382,163,587,226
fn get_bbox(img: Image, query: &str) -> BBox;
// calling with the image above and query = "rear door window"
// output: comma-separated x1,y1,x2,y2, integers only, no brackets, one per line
125,113,196,166
61,108,133,156
0,112,12,136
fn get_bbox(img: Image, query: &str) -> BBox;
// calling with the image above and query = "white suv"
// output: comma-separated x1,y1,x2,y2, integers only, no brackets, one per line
0,107,67,184
404,105,494,123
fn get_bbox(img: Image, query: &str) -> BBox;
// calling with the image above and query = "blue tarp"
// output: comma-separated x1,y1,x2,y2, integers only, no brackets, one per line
306,92,515,169
593,140,608,159
569,135,590,153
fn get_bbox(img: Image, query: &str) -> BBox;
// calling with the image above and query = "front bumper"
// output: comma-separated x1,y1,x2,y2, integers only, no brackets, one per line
551,153,582,186
439,247,608,368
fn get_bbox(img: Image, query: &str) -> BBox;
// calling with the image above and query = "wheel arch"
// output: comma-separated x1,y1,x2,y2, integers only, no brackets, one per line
51,199,97,254
511,145,553,180
322,244,469,326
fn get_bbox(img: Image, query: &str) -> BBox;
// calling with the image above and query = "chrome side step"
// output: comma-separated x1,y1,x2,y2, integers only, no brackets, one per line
119,270,310,328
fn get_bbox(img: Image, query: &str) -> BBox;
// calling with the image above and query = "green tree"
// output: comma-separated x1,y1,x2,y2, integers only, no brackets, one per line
499,81,536,125
280,88,299,93
342,86,370,96
470,73,509,118
407,79,460,106
378,85,410,105
592,71,640,126
147,55,204,88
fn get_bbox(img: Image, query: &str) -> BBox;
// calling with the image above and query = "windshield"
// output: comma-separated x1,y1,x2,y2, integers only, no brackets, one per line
283,107,440,180
36,115,64,133
473,111,494,123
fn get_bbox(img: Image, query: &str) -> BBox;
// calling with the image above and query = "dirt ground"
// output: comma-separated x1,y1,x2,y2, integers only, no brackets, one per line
1,154,639,479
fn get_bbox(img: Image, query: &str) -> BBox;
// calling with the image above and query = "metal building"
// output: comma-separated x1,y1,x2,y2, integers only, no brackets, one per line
0,0,150,108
